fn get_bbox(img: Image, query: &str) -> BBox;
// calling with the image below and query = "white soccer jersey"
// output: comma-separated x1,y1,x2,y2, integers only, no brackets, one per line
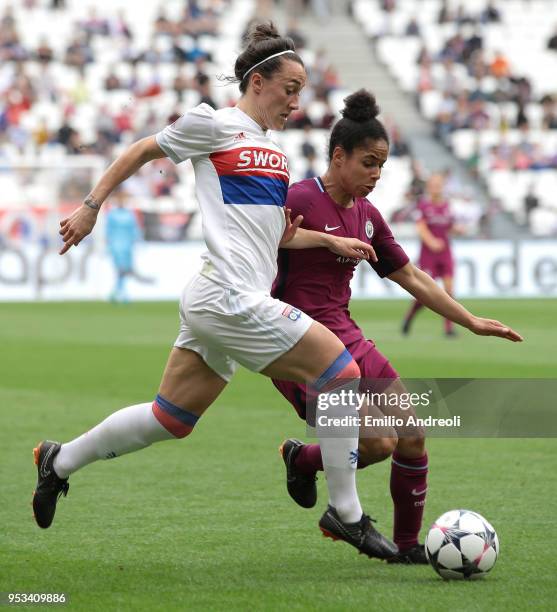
156,104,289,293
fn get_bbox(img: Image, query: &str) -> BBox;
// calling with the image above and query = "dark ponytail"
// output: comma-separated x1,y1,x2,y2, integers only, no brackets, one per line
328,89,389,159
225,22,304,93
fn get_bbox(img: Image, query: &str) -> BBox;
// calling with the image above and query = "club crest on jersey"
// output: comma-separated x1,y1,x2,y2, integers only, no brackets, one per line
282,305,302,321
365,219,374,239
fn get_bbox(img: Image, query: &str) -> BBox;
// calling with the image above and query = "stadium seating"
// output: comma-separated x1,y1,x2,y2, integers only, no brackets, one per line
351,0,557,235
1,0,418,241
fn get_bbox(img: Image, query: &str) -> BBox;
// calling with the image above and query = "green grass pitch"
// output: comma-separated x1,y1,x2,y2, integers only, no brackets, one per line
1,299,556,610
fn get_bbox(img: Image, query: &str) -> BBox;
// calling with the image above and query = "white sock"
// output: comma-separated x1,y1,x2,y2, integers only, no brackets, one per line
53,403,174,478
317,380,363,523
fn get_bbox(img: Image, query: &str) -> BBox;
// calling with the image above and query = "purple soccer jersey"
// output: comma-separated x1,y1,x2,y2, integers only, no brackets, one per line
416,199,454,278
272,177,409,346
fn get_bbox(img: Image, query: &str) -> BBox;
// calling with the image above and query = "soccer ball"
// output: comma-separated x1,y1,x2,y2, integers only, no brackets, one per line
425,509,499,580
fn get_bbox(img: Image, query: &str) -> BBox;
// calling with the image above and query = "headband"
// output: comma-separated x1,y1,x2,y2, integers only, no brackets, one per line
242,49,297,80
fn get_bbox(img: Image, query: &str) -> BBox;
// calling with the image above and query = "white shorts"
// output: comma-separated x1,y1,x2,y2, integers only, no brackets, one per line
174,273,314,382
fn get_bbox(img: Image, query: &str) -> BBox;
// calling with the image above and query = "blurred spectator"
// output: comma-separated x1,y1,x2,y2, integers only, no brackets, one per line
381,0,396,12
490,51,510,79
109,10,133,39
389,124,410,157
438,1,452,24
300,124,316,159
541,95,557,129
408,159,427,200
104,68,122,91
0,22,27,61
1,6,16,28
36,38,54,63
154,9,174,36
480,1,501,23
523,184,539,226
173,70,190,102
196,73,216,109
65,34,94,67
286,19,307,50
80,7,109,37
455,4,476,26
547,25,557,51
303,150,319,179
405,17,420,37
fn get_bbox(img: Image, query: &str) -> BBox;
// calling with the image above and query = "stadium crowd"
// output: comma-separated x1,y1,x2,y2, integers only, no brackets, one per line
1,0,422,242
352,0,557,234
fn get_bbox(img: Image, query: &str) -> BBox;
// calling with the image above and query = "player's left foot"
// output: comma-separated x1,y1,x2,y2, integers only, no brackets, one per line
387,543,428,564
401,319,411,336
279,439,317,508
445,329,458,338
32,441,69,529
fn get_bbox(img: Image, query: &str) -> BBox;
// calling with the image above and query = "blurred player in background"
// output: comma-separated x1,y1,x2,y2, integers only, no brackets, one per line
105,190,141,303
402,173,461,337
272,89,522,563
31,24,398,561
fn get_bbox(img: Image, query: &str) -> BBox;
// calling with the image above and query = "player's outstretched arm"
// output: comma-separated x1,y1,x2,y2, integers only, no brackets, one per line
280,209,378,261
389,263,523,342
59,136,167,254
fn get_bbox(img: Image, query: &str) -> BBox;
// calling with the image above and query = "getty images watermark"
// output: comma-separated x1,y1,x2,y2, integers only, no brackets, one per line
315,388,460,429
307,379,557,438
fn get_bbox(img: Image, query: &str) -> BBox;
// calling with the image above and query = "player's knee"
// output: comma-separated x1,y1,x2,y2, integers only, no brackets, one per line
316,349,360,391
397,434,427,458
152,394,199,439
344,358,360,380
358,436,397,467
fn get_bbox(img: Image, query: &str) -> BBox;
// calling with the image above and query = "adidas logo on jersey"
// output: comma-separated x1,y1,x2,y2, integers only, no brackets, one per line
234,131,246,141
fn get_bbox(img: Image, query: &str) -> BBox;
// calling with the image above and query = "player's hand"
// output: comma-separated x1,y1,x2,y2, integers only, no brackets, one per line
279,207,303,247
468,316,523,342
430,237,445,253
328,236,378,262
59,204,99,255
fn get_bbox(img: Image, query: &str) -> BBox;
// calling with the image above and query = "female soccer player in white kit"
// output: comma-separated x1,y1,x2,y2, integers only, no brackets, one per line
32,23,398,559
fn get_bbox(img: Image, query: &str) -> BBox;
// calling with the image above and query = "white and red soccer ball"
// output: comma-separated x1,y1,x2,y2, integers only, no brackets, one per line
425,509,499,580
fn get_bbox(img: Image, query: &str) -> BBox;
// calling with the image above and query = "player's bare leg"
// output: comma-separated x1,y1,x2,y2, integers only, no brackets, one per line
33,348,226,528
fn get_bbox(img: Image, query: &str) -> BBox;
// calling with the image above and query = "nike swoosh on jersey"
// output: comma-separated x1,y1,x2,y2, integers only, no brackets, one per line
325,224,341,232
411,487,428,496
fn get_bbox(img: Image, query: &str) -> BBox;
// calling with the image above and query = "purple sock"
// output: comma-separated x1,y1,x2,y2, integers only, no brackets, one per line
390,451,429,550
294,444,323,474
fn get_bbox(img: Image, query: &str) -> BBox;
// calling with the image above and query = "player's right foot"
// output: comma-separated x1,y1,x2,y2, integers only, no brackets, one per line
32,441,69,529
319,505,399,559
401,319,411,336
387,543,428,564
279,438,317,509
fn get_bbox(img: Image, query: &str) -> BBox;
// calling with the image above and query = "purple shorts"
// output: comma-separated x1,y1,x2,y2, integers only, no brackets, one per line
272,338,398,422
419,251,454,278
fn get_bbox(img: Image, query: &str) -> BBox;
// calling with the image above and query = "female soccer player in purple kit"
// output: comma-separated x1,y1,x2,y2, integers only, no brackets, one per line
402,173,460,337
272,90,522,563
